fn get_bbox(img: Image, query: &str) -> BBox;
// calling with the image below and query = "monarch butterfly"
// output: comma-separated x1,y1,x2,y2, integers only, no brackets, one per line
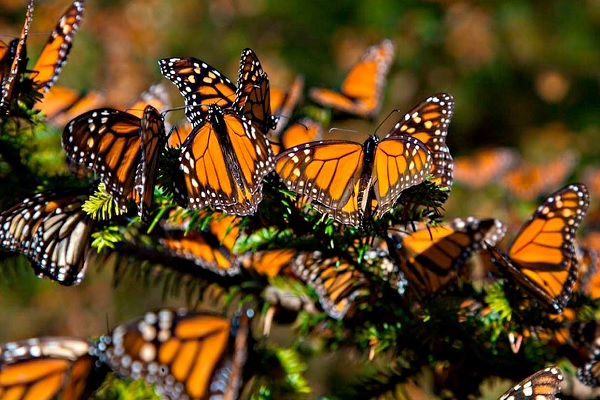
309,39,395,119
0,0,33,121
387,217,507,295
453,147,519,189
278,117,324,151
62,105,166,221
0,187,93,285
291,252,369,320
31,0,85,95
0,337,106,400
275,93,454,226
162,50,275,215
95,308,253,400
498,366,563,400
488,183,590,313
500,152,577,201
159,48,276,132
270,75,304,136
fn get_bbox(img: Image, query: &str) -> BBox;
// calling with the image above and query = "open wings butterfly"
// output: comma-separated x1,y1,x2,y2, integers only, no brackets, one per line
162,50,275,215
62,105,166,221
309,38,395,119
488,183,590,313
387,217,506,295
0,337,105,400
275,93,454,226
95,308,252,400
0,188,93,285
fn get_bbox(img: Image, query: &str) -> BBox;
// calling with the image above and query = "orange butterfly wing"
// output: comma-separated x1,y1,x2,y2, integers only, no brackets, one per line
32,0,85,94
159,57,237,127
39,85,105,126
489,183,590,312
0,0,33,120
453,147,519,189
275,140,365,225
387,93,454,191
292,252,368,319
388,218,506,294
173,105,275,215
0,337,103,400
309,39,395,119
499,367,563,400
279,117,324,150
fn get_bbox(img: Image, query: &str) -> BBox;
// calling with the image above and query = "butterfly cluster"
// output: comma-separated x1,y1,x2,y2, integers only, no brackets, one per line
1,1,599,399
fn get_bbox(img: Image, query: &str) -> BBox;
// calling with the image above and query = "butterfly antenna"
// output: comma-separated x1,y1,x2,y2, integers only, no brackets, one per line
328,127,361,135
161,105,187,118
373,109,399,137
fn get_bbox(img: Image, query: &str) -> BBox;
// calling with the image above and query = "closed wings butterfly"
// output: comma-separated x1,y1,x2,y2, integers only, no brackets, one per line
309,38,395,119
0,0,33,120
499,366,563,400
387,217,506,294
163,50,275,215
488,183,590,313
159,211,242,276
276,93,455,226
278,117,324,151
159,48,276,132
95,308,252,400
291,252,369,320
0,188,93,285
62,105,166,221
0,337,105,400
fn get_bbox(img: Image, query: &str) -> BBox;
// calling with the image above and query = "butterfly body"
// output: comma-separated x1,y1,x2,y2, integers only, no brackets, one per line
489,183,590,313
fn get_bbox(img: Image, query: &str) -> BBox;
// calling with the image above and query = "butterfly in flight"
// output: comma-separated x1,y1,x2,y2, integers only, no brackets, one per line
0,187,94,285
498,366,563,400
95,307,253,400
309,38,395,119
488,183,590,313
275,93,454,226
0,336,106,400
62,105,166,221
453,147,519,189
0,0,33,121
160,49,275,215
500,152,578,201
387,217,506,295
291,251,369,320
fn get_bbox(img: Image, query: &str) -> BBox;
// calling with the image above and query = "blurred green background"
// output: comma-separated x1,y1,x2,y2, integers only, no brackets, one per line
1,0,600,397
